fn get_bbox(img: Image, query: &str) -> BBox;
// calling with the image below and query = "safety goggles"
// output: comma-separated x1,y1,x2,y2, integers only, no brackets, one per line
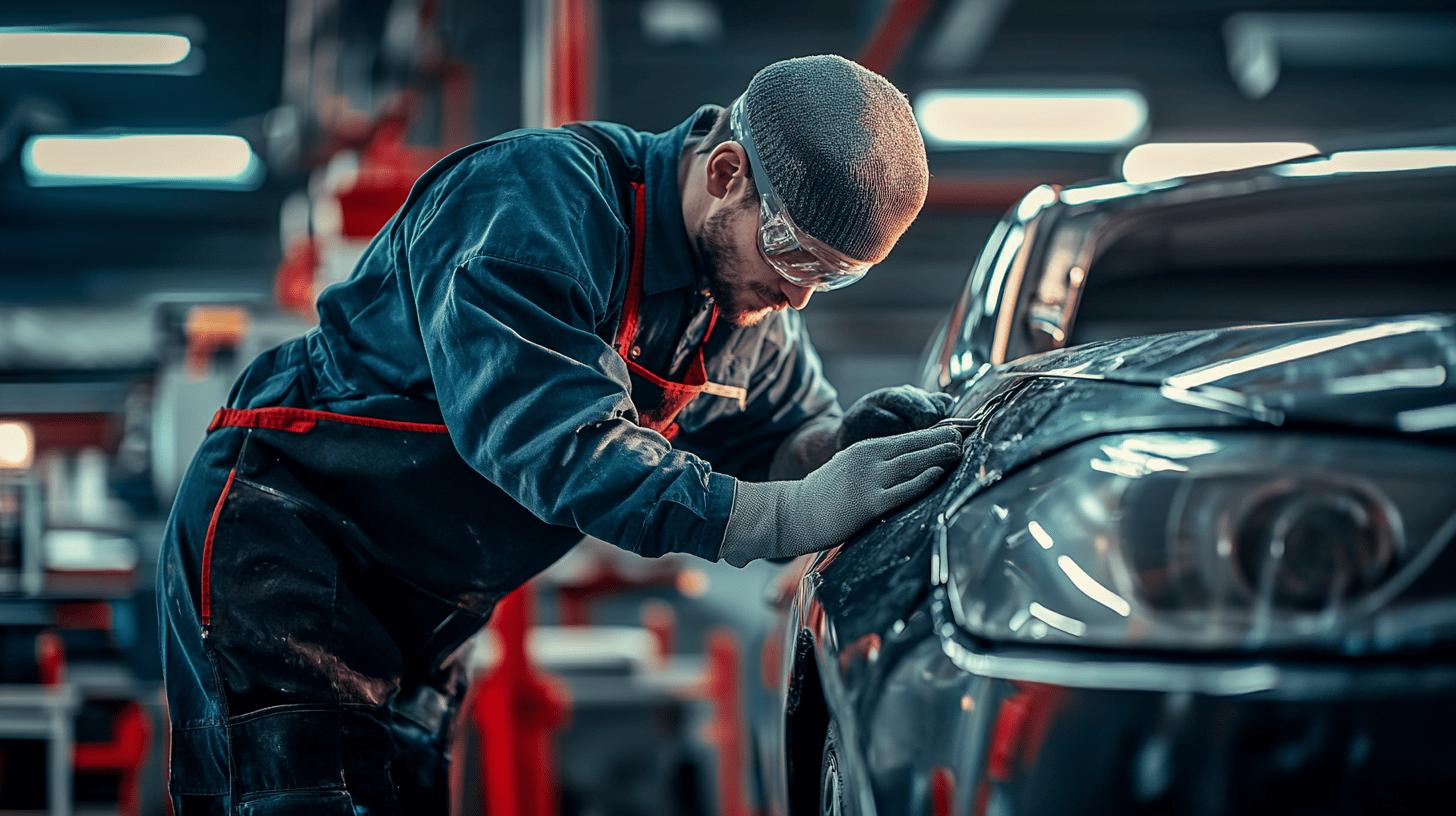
728,97,872,292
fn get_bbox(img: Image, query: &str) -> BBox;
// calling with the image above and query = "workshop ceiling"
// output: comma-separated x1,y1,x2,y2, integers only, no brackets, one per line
1,0,1453,301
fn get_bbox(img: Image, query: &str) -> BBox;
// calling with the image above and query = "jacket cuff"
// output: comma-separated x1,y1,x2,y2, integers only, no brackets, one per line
692,471,737,562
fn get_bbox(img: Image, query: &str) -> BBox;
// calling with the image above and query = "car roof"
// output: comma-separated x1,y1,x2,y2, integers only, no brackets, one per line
1050,144,1456,215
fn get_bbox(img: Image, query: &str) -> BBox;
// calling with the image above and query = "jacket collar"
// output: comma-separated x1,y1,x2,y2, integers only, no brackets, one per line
614,105,721,296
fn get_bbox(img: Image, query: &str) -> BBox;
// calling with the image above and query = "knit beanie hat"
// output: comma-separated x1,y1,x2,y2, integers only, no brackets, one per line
741,54,929,263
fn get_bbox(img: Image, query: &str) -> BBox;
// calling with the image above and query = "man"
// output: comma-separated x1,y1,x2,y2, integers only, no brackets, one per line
159,54,961,814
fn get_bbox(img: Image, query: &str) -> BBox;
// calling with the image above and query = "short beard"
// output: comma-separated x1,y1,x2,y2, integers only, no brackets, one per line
697,205,781,328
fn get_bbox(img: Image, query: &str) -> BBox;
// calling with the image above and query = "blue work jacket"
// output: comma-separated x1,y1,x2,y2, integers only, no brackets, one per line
226,106,841,562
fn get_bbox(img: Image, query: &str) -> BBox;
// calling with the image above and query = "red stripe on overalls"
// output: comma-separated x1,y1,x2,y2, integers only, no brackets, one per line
208,406,449,434
199,467,236,628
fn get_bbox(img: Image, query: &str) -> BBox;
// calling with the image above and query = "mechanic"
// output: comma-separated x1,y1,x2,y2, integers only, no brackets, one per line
159,54,961,814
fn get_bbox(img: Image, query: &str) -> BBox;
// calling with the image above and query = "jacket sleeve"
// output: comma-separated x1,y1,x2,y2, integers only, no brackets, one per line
402,134,734,560
672,309,843,481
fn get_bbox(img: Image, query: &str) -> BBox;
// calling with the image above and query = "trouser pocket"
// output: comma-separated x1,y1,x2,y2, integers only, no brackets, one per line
230,705,397,813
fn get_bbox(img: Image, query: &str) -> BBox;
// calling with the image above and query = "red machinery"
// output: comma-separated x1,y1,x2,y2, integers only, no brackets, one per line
0,618,151,816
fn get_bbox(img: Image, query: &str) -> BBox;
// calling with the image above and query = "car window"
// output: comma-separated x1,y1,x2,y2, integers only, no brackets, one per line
1068,174,1456,344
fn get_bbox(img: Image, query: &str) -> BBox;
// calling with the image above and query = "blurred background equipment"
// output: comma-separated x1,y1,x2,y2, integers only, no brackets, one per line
1,0,1454,813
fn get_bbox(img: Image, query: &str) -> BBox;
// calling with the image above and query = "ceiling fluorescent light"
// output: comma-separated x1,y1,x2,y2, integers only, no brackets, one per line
1122,142,1317,183
22,134,262,189
916,89,1148,148
0,30,191,67
641,0,722,44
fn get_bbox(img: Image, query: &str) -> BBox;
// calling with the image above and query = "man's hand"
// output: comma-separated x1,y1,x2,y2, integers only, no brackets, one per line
837,386,955,450
719,426,964,566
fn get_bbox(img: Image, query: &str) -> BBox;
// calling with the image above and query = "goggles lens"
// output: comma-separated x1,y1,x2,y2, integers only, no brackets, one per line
756,198,867,291
729,96,872,292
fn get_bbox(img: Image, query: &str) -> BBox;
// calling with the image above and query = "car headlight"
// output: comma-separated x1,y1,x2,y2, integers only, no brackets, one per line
941,431,1456,653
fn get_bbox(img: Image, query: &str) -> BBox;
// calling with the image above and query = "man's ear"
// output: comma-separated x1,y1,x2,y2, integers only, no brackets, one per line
704,142,748,200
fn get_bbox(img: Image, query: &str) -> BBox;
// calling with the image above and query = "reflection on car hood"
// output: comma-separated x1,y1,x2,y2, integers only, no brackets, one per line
1001,314,1456,434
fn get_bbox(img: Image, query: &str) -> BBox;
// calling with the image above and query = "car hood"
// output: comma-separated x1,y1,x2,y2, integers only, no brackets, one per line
998,314,1456,435
814,314,1456,694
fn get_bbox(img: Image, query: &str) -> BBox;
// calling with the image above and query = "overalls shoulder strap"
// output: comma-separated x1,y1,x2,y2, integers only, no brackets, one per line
562,122,641,227
562,122,644,347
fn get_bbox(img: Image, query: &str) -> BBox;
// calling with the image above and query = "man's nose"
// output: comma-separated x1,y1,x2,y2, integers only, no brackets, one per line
781,281,814,310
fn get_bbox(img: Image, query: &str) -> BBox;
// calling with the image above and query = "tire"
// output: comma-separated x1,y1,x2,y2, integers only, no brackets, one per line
819,719,848,816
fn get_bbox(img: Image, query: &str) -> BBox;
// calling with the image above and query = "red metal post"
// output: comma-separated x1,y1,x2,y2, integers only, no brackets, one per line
547,0,598,126
703,629,747,816
35,630,64,686
473,587,569,816
931,766,957,816
857,0,934,76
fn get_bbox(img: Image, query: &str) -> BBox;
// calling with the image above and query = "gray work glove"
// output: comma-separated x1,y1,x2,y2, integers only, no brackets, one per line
837,386,955,450
719,426,964,567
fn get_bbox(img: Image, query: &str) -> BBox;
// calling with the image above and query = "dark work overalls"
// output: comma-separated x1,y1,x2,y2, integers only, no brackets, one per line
157,125,740,814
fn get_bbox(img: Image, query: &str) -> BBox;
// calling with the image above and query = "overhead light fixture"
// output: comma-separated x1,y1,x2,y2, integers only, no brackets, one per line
22,134,263,189
641,0,722,44
1122,142,1318,183
0,29,191,67
915,89,1148,148
1274,147,1456,178
0,422,35,470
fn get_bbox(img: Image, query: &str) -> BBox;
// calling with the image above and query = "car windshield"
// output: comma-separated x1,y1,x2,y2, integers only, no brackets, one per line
1068,173,1456,344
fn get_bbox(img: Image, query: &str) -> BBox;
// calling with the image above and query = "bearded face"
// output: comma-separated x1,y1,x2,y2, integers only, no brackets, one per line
696,197,792,327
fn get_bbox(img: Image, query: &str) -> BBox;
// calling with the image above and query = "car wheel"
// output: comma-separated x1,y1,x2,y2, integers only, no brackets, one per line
819,720,847,816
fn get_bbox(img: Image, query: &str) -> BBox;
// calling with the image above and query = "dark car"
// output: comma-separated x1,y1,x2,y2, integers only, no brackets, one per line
752,147,1456,816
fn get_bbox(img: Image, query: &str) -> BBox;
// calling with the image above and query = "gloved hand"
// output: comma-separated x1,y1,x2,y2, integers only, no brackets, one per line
837,386,955,450
718,426,963,567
